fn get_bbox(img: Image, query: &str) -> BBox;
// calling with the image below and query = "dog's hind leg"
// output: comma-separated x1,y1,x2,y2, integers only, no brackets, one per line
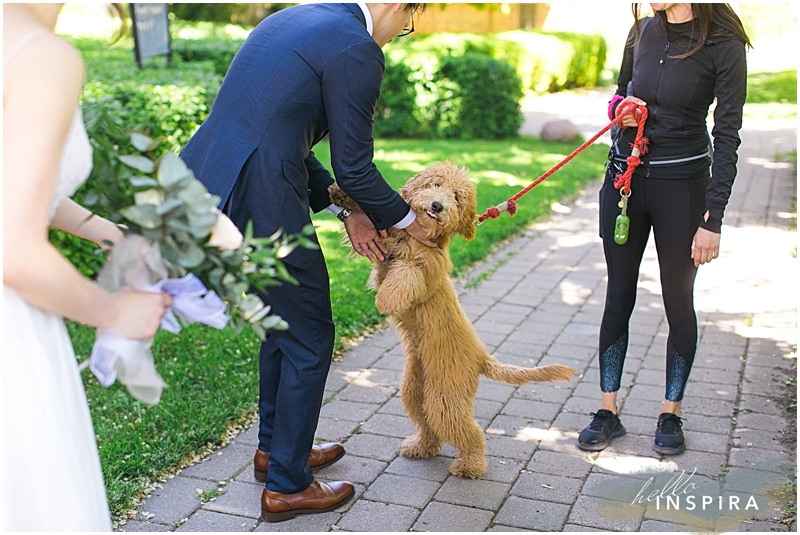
399,352,441,459
423,389,487,479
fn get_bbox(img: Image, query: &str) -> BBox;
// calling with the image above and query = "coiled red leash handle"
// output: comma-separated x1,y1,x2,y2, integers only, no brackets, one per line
477,102,649,224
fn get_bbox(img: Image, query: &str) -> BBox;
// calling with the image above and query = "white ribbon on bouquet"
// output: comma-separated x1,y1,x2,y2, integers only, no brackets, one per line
89,235,229,405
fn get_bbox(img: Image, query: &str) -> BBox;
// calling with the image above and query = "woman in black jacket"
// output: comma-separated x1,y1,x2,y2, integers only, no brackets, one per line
578,3,750,455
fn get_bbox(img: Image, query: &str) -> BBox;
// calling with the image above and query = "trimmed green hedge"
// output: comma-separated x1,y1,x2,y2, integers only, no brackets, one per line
433,53,523,139
377,51,523,140
375,29,607,139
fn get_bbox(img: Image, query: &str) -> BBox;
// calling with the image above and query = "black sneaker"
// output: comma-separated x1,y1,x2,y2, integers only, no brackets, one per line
654,412,685,455
578,409,626,451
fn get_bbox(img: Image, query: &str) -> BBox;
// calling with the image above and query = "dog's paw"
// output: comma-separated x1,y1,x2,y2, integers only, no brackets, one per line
375,292,398,316
449,456,487,479
400,433,440,459
327,183,362,212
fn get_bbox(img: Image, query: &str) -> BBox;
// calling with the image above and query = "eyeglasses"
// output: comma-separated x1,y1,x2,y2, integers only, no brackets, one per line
398,15,414,37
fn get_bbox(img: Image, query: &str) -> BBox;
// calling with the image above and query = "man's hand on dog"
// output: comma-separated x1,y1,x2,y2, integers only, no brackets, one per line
405,218,437,249
344,212,389,262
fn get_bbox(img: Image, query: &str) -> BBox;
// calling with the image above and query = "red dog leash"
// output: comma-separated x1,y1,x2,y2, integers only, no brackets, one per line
477,102,649,224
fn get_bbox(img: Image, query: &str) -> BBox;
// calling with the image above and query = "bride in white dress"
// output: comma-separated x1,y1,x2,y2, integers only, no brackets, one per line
3,5,172,530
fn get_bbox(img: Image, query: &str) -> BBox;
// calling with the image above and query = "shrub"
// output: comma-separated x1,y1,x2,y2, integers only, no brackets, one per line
432,53,523,140
374,30,606,139
374,56,424,138
172,38,244,76
545,31,607,91
388,30,607,95
82,81,215,153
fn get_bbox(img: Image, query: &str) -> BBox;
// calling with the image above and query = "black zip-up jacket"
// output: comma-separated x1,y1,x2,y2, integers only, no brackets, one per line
610,16,747,233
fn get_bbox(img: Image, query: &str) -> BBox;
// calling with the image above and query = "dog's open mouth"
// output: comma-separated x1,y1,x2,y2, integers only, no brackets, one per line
426,210,439,220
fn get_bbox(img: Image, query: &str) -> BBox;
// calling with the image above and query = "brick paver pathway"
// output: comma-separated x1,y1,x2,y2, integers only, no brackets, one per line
121,112,796,533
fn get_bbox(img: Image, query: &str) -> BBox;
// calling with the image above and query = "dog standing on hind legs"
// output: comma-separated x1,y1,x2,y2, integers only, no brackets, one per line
329,163,577,479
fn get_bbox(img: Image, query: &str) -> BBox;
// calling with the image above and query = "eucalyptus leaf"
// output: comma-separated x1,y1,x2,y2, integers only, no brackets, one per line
260,314,284,330
187,212,218,239
130,176,159,188
247,305,271,324
160,235,181,265
239,294,263,314
118,154,155,174
178,180,211,205
156,198,184,216
178,240,206,268
209,267,225,286
166,218,194,234
244,220,254,245
277,244,296,258
231,282,249,298
120,204,161,229
84,191,99,206
275,261,295,285
130,133,153,152
157,152,191,188
251,322,266,341
105,113,124,138
141,227,164,243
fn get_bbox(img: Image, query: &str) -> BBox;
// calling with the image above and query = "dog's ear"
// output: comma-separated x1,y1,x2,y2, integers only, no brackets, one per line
400,172,423,202
457,176,478,242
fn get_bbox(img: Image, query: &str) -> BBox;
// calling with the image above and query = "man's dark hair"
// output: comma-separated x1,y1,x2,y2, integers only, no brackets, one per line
405,3,429,14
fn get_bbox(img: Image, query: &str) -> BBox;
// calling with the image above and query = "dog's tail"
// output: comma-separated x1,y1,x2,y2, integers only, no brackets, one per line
482,356,576,386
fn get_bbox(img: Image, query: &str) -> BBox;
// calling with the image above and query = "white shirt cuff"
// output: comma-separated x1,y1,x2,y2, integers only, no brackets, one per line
327,203,343,216
393,208,416,229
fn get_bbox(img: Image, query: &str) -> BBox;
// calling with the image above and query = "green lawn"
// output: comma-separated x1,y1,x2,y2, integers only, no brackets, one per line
746,70,797,104
68,136,608,520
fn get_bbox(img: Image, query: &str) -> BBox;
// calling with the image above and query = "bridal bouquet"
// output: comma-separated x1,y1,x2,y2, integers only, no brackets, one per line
82,105,315,404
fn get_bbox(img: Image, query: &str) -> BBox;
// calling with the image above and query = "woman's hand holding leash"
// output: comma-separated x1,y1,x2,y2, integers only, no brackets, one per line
616,96,647,128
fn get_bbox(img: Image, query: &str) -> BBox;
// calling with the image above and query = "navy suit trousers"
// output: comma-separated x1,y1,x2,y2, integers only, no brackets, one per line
256,254,334,494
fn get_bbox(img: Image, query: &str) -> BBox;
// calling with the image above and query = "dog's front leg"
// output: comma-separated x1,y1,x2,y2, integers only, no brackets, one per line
375,261,425,317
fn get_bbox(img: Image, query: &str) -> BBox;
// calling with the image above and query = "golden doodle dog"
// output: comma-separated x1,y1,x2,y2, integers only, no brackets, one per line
329,163,576,478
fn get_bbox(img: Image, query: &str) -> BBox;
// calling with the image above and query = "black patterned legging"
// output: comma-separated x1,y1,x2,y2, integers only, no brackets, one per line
598,170,709,402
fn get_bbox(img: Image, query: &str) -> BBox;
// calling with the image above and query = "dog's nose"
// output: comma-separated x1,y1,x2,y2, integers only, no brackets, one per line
431,201,443,214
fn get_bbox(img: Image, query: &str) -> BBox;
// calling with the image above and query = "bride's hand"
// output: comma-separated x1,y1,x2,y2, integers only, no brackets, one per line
110,287,173,339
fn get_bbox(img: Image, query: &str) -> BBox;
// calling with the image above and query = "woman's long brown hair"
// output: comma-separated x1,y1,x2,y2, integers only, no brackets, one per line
107,3,128,44
631,3,752,58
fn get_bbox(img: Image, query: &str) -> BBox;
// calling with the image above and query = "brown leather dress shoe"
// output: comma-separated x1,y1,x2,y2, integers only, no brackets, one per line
261,479,354,522
253,443,346,482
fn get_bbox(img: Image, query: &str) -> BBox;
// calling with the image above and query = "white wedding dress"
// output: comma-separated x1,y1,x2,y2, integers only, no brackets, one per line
3,33,112,531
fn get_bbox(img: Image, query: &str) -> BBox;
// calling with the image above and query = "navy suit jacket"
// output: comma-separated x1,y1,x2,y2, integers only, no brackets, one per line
180,3,410,268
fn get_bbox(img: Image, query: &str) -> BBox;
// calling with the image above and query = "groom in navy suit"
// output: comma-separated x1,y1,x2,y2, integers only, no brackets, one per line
181,3,431,521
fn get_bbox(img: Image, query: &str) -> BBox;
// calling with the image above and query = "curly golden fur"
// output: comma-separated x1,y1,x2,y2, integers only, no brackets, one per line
329,163,576,478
